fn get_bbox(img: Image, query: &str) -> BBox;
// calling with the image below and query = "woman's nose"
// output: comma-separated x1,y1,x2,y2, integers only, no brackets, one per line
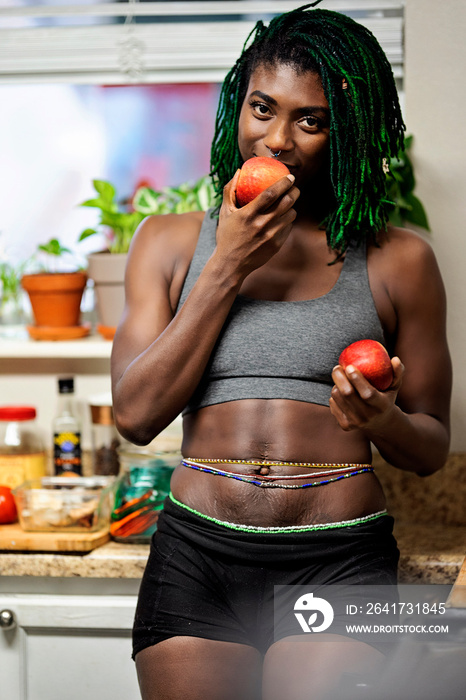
264,120,293,154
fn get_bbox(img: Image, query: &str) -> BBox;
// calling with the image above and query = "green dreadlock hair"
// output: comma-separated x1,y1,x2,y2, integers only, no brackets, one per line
210,1,405,252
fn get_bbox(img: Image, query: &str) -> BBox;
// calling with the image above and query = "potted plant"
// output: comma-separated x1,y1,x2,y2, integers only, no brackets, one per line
77,180,144,338
386,134,430,231
0,259,27,327
20,238,88,340
78,176,216,338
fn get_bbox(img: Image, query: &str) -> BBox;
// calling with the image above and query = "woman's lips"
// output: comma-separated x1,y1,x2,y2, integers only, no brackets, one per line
251,153,298,171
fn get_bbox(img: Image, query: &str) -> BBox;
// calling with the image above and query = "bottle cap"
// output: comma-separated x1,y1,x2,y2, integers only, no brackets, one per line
58,378,74,394
0,406,37,421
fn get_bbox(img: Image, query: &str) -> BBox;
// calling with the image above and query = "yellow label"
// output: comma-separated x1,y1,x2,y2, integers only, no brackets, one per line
0,453,47,489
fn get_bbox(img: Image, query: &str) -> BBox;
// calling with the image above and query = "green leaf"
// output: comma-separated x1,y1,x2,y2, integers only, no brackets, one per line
385,134,429,231
133,187,162,214
78,228,98,242
157,201,170,215
93,179,116,203
387,208,405,227
398,166,415,196
395,196,414,211
162,186,179,200
402,193,430,231
38,238,72,256
80,197,105,208
389,170,404,184
100,212,145,243
0,261,24,298
195,178,215,211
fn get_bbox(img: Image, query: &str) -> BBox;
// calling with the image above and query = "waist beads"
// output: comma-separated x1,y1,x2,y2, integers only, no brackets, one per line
181,458,373,490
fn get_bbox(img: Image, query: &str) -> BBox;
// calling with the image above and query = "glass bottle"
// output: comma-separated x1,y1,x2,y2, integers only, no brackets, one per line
89,396,122,476
53,377,82,476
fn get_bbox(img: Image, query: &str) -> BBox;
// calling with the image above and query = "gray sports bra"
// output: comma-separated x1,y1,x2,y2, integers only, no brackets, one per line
176,210,386,415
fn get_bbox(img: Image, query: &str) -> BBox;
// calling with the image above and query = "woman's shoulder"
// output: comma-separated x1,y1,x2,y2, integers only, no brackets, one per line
126,211,207,310
369,225,444,308
370,224,438,273
131,210,206,258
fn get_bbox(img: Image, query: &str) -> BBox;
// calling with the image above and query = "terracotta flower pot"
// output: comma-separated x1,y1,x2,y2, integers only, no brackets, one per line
21,272,88,328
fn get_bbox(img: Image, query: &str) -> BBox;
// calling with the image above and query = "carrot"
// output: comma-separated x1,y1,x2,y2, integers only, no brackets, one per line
110,505,160,537
112,489,153,518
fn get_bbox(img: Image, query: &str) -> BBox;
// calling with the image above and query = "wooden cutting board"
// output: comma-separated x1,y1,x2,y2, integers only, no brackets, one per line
0,522,109,552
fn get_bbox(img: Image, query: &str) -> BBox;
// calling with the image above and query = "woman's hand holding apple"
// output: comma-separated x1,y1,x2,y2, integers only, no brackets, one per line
214,162,299,282
329,355,404,435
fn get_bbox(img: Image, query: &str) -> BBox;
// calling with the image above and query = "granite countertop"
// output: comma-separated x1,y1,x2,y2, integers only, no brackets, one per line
0,539,150,579
394,521,465,584
0,520,464,583
1,453,465,584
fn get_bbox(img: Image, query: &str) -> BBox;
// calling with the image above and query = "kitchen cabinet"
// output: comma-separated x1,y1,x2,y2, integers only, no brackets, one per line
0,578,140,700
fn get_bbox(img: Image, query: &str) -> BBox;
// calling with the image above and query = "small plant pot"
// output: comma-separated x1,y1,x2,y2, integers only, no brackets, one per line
87,252,127,329
21,272,88,328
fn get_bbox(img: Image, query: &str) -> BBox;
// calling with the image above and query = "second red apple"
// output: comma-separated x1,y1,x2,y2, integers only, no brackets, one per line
339,339,393,391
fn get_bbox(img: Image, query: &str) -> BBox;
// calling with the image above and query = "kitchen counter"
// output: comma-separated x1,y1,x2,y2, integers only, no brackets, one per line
0,539,149,579
1,453,465,584
395,521,465,584
0,519,464,584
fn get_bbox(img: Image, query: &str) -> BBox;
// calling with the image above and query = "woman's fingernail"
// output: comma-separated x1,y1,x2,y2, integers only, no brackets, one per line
286,174,295,183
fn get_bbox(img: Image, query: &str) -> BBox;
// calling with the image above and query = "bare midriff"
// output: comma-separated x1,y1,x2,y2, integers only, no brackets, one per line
170,398,387,527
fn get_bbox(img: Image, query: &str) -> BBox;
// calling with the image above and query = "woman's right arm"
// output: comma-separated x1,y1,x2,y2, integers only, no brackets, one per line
111,171,297,444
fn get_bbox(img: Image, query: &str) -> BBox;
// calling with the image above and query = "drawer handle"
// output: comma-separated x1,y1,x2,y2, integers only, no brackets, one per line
0,609,16,630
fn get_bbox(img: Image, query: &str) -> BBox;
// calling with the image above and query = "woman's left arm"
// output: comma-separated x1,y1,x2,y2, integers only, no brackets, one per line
330,230,452,476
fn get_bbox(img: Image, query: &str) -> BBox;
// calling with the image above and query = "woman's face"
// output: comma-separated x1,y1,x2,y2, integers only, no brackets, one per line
237,62,331,189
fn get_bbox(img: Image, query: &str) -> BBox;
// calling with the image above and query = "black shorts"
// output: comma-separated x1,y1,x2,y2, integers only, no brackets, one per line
132,496,400,659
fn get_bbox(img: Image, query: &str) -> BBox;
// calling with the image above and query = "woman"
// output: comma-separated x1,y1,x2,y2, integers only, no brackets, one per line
111,4,451,700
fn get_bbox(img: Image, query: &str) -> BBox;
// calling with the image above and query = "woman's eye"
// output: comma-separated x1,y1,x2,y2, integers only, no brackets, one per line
250,101,270,117
299,115,321,130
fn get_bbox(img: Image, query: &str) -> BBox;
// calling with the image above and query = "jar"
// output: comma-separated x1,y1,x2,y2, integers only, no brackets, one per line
0,406,47,489
110,448,180,543
88,395,123,476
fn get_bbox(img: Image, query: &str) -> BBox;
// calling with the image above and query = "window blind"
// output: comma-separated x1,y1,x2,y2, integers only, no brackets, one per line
0,1,404,85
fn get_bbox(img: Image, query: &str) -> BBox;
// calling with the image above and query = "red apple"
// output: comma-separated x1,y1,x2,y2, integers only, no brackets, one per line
236,157,291,207
0,485,17,524
339,340,393,391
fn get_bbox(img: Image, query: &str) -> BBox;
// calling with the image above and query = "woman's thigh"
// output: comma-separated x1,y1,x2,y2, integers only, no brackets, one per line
135,636,263,700
262,633,384,700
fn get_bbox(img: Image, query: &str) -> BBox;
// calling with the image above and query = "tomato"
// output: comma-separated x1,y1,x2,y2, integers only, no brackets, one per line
0,485,17,524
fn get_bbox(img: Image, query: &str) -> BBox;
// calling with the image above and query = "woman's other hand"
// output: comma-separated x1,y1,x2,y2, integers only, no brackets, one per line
329,357,404,434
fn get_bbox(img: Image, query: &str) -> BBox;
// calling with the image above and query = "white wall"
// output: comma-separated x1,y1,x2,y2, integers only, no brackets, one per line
404,0,466,450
